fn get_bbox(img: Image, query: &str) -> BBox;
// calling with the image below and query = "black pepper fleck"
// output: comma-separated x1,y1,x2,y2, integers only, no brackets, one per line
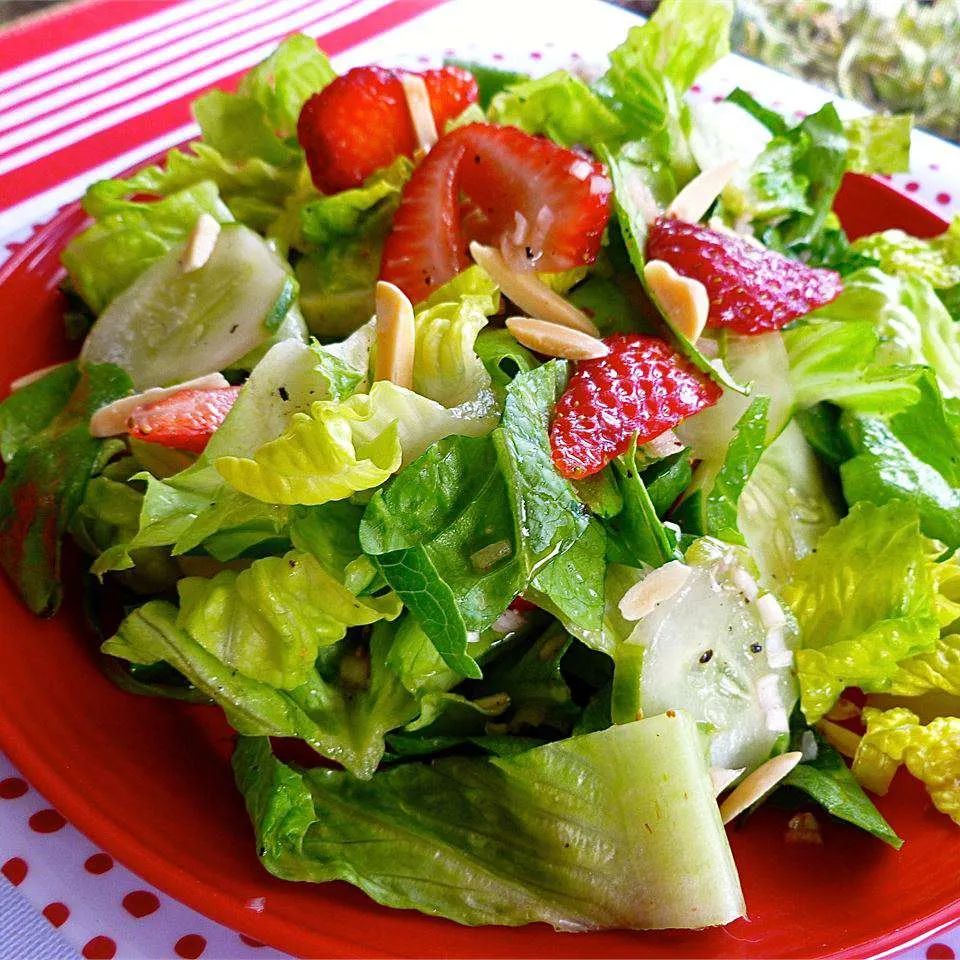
278,385,289,401
750,642,763,653
699,649,713,664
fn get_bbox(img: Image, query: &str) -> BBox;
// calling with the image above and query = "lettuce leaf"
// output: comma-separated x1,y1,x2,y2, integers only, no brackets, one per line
233,712,745,930
843,114,912,175
840,372,960,549
62,181,233,313
0,362,79,464
784,501,944,722
488,71,625,150
411,266,499,407
851,216,960,294
853,706,960,824
361,362,587,676
781,732,902,847
215,379,497,505
105,602,416,778
598,0,731,136
176,550,400,689
297,159,410,338
0,363,132,614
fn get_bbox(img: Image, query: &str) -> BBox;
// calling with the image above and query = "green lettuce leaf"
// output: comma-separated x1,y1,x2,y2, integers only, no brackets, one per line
0,362,79,464
215,379,497,505
853,706,960,825
0,363,132,614
176,549,400,689
361,362,587,676
781,732,902,847
233,712,745,930
297,158,411,338
840,372,960,548
62,181,233,313
410,266,499,407
598,0,732,136
105,601,417,778
488,71,625,150
843,114,912,175
851,216,960,292
784,501,945,722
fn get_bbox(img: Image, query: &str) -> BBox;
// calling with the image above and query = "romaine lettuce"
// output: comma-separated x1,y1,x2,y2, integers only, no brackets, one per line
784,501,946,721
233,712,745,929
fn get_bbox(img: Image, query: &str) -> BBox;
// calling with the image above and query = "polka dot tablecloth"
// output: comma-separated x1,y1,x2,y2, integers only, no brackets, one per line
1,1,960,957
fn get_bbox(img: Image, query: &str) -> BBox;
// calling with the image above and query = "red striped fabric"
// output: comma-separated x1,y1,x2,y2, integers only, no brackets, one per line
0,0,449,215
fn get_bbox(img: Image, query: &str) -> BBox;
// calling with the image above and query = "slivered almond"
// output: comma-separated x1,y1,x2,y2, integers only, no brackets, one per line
816,719,861,759
618,560,692,621
89,372,230,438
374,281,416,389
505,316,608,360
644,259,709,342
667,159,740,223
180,213,221,273
719,751,802,824
757,593,787,630
469,242,600,337
9,361,70,392
710,766,745,797
642,429,684,459
399,73,438,154
825,697,861,722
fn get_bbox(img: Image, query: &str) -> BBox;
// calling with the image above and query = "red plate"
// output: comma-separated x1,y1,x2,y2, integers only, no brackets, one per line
0,173,956,960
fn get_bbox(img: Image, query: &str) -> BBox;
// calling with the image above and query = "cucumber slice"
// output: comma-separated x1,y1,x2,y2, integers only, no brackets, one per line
81,224,298,389
625,541,798,773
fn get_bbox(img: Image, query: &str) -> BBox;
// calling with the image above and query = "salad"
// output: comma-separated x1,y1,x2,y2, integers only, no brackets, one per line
2,0,960,934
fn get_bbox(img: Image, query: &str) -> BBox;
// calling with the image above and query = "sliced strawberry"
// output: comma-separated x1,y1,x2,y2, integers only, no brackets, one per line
380,123,612,303
126,386,241,454
646,216,842,334
550,334,720,479
297,65,478,194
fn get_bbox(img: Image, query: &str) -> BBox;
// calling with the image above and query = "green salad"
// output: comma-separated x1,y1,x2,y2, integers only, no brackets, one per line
2,0,960,933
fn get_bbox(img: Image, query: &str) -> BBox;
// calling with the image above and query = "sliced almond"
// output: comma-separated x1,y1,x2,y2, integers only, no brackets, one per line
374,280,416,389
9,360,70,392
710,766,746,797
469,242,600,338
90,372,230,438
667,159,740,223
731,566,760,602
399,73,438,155
644,259,709,342
180,213,221,273
505,316,608,361
719,751,802,824
619,560,692,621
825,697,861,723
816,718,861,759
642,429,684,459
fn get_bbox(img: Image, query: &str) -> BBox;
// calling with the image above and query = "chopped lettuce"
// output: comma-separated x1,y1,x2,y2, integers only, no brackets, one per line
105,602,417,778
781,732,902,847
361,362,587,677
410,266,499,407
842,114,912,175
0,363,132,614
0,362,79,464
215,379,497,505
177,550,401,689
233,713,745,930
784,501,946,722
488,71,624,151
62,181,233,313
853,706,960,825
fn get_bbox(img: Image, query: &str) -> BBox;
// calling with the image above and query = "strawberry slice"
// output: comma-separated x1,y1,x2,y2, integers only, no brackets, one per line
550,334,721,479
126,386,241,454
380,123,612,304
646,216,842,334
297,65,478,194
